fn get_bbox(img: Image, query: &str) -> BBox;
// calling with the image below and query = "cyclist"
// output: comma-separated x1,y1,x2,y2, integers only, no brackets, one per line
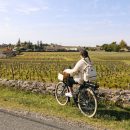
63,49,92,98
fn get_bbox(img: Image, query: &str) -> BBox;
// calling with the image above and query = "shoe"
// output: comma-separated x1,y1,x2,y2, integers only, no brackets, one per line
65,92,73,97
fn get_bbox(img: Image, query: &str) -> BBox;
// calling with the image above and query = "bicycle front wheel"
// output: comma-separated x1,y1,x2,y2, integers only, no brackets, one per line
78,88,97,117
55,82,69,106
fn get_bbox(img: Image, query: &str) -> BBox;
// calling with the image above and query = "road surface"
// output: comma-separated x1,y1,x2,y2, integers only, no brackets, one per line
0,108,102,130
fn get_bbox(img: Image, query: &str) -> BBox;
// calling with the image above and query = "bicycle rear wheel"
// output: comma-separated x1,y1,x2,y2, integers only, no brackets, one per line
55,82,69,105
78,88,97,117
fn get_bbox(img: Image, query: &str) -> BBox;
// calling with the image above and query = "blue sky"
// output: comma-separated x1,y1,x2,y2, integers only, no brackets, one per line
0,0,130,46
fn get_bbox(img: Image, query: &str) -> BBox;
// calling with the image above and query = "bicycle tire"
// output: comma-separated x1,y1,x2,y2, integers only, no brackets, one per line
78,88,97,117
55,82,69,106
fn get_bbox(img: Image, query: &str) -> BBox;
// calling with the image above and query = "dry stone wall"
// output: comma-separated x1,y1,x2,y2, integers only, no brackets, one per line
98,88,130,107
0,78,129,107
0,79,56,95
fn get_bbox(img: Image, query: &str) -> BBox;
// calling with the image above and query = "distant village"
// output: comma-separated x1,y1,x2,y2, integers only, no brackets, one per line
0,39,130,58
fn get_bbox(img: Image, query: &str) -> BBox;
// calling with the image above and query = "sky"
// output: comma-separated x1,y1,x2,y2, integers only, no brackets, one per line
0,0,130,46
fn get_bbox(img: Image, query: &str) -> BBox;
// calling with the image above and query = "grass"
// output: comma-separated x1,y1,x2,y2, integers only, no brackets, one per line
0,86,129,130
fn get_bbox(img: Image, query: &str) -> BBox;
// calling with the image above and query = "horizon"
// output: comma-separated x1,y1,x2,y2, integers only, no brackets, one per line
0,0,130,46
1,39,130,48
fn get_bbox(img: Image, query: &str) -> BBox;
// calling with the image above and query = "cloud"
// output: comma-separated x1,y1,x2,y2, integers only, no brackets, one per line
0,17,11,29
16,7,40,15
0,6,7,12
0,1,8,13
55,14,64,18
15,5,49,15
0,0,49,14
42,6,49,10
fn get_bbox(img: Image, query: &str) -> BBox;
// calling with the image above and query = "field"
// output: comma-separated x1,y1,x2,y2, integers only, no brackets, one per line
0,51,130,89
0,51,130,130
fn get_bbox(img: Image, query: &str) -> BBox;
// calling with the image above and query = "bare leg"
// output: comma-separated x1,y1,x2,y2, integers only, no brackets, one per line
69,87,73,94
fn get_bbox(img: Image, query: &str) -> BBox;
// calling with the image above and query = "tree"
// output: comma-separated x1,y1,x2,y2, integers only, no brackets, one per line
109,42,120,52
26,41,33,49
119,40,128,49
102,44,111,51
101,41,122,52
16,38,21,47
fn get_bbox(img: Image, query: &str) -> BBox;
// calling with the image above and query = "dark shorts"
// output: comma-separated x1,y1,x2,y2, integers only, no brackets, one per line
66,77,76,87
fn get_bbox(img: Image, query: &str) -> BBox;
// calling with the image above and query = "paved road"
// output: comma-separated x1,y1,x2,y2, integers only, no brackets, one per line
0,109,101,130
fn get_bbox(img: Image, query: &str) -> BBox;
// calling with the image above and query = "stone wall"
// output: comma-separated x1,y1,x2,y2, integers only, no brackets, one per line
0,78,129,107
98,88,130,107
0,53,6,58
0,79,56,95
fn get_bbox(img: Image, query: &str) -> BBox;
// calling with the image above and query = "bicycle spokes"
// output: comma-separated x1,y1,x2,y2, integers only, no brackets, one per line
78,88,97,117
55,82,69,106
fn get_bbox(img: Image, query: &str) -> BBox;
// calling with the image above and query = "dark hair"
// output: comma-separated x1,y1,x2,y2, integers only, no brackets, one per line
80,50,88,58
80,49,91,61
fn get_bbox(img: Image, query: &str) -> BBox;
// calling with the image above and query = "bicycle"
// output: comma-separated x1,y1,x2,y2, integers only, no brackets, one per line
55,74,99,117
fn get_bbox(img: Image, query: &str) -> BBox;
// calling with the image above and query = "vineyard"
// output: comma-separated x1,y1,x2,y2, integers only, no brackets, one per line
0,51,130,89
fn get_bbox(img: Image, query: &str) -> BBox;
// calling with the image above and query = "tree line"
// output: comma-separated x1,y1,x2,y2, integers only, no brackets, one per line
0,39,129,52
15,39,48,52
101,40,129,52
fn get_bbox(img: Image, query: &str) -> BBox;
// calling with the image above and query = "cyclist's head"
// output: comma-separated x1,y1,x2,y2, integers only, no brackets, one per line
80,49,89,58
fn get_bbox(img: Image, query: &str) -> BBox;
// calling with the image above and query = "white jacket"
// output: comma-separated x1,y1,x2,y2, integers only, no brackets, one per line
64,57,91,84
